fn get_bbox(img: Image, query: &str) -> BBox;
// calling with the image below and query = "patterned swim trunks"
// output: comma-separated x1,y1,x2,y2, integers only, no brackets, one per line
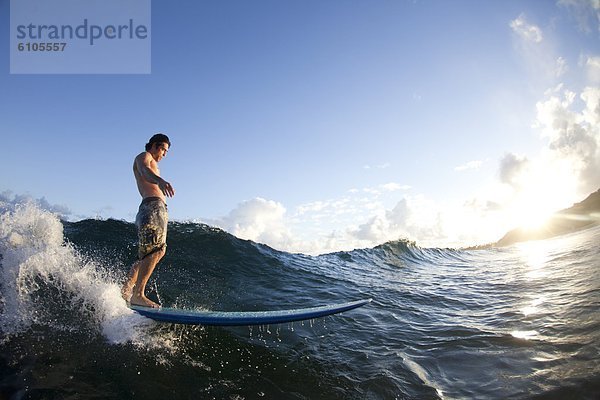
136,197,168,260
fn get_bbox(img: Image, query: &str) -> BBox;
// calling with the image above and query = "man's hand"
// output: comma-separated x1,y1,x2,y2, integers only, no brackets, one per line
159,180,175,197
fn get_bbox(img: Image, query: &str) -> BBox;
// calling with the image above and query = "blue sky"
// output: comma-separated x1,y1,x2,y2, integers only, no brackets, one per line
1,0,599,254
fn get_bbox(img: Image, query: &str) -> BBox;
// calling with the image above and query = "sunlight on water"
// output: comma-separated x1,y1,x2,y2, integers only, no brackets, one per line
520,296,546,316
511,240,554,342
517,240,552,279
511,330,539,340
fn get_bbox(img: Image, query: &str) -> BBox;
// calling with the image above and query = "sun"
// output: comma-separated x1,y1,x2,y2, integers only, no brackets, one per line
511,199,553,231
506,159,578,232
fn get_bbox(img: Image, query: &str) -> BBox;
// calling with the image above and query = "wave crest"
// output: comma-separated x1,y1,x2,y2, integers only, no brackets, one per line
0,203,154,345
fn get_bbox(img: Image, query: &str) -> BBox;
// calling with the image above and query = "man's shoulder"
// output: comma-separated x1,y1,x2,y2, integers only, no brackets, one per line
135,151,152,161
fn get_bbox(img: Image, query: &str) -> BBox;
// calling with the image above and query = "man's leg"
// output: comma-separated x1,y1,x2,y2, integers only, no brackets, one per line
121,261,141,302
129,247,166,308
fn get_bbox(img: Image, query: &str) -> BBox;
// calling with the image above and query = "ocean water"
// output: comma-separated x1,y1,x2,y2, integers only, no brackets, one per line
1,202,599,399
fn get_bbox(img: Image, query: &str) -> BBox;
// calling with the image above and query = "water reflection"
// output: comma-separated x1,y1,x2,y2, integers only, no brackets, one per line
511,240,556,341
520,296,545,316
510,330,538,340
518,240,552,279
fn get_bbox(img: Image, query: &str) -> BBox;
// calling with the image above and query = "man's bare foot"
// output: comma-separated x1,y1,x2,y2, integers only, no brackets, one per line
130,293,160,308
121,283,134,303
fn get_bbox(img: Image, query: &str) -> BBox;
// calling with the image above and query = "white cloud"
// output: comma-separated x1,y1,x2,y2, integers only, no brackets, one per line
355,183,410,196
535,86,600,194
363,162,390,170
453,84,600,242
209,182,417,253
581,85,600,126
584,55,600,83
455,160,482,172
349,203,403,243
210,84,599,254
555,56,569,78
344,194,499,248
499,153,530,188
381,182,411,191
297,200,328,215
509,13,563,86
363,187,381,196
460,84,600,238
510,14,543,43
348,196,441,245
295,197,357,222
558,0,600,34
209,197,294,249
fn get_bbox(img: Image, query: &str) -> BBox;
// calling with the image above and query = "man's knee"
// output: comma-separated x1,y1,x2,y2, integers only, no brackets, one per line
155,245,166,259
140,246,166,263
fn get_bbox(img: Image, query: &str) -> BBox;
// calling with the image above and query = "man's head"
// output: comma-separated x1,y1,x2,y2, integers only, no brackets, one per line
145,133,171,161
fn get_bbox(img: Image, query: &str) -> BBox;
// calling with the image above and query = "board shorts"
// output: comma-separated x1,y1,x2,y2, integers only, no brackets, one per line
136,197,168,260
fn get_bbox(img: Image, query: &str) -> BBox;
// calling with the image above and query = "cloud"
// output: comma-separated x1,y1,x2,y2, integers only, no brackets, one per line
209,197,294,248
297,200,328,215
509,13,562,85
455,160,482,172
558,0,600,34
584,55,600,83
209,181,416,254
499,153,530,188
381,182,411,191
353,183,411,196
363,163,390,170
348,195,445,247
555,56,569,78
453,83,600,243
510,14,543,43
212,82,599,254
212,82,600,254
535,86,600,194
581,85,600,126
350,200,408,242
295,197,358,222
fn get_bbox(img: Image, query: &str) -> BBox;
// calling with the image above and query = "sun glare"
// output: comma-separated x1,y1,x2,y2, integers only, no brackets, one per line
512,199,553,231
506,158,578,232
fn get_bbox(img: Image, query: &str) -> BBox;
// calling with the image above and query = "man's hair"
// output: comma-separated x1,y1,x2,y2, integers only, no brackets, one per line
145,133,171,152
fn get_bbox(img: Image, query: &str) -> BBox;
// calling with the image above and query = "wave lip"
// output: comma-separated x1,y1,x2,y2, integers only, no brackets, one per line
0,203,157,347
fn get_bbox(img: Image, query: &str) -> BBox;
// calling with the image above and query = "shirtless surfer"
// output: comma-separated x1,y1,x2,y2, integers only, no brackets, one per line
121,134,175,308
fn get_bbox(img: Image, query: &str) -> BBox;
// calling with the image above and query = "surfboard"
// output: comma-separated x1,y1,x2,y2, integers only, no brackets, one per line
129,298,371,326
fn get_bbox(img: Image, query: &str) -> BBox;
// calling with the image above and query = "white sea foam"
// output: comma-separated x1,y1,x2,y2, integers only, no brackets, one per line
0,201,167,347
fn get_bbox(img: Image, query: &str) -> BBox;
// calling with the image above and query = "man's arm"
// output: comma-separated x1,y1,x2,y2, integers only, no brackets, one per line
135,153,176,197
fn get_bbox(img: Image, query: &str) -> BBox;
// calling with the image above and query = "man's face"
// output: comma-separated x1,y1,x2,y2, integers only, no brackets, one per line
150,142,169,162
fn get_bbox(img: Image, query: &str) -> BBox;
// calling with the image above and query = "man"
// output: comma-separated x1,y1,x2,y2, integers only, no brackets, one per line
121,133,175,308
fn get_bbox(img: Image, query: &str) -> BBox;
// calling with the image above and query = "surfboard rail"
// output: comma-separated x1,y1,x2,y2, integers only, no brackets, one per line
130,298,372,326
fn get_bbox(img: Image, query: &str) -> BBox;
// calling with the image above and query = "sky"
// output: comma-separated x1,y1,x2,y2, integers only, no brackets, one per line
1,0,599,254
